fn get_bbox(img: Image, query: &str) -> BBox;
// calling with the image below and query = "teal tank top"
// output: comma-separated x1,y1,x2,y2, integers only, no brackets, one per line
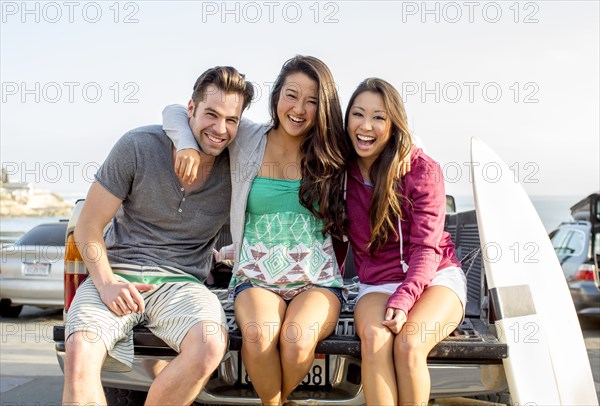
229,176,344,301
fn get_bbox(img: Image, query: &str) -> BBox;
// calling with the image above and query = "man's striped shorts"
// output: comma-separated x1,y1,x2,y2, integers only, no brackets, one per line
65,263,227,371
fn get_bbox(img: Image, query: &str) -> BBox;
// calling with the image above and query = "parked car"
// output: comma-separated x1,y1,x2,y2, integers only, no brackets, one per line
549,192,600,317
0,221,67,317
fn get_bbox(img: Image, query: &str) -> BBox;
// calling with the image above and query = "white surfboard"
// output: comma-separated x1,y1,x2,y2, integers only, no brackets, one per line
471,138,598,405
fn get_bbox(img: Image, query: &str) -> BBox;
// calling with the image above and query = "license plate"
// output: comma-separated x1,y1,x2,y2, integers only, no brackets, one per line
22,262,50,276
240,353,328,387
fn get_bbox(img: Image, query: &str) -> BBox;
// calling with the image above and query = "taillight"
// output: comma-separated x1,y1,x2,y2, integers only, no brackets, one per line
573,264,595,281
64,233,88,312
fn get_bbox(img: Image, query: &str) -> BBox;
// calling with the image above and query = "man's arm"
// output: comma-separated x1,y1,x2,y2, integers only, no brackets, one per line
75,182,154,315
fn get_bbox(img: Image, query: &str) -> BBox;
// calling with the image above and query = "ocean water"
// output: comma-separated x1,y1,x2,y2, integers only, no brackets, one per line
1,215,70,234
454,195,581,233
0,194,586,236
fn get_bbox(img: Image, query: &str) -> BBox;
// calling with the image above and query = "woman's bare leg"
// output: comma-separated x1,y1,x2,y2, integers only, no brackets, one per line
280,288,341,402
235,287,287,405
355,293,397,405
395,286,463,406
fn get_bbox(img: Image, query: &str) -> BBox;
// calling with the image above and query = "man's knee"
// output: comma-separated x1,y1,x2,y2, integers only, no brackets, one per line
66,331,106,356
203,323,228,358
178,322,227,380
181,322,228,367
64,331,107,378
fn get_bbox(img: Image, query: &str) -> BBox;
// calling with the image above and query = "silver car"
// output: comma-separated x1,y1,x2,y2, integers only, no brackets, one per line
0,221,67,317
549,192,600,317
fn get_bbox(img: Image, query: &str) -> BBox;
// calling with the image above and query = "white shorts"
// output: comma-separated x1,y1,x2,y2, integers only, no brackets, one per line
356,266,467,313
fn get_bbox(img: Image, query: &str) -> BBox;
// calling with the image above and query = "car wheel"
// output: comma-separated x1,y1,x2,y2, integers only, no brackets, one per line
0,299,23,318
103,387,147,406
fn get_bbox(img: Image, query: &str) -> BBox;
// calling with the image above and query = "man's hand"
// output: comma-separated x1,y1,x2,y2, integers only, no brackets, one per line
175,148,201,185
381,307,407,334
98,281,156,316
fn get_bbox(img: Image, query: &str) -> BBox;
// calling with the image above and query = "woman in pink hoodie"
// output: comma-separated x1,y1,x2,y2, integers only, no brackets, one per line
337,78,467,405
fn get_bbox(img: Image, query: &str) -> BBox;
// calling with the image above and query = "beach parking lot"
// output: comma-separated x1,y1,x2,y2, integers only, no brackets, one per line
1,306,598,405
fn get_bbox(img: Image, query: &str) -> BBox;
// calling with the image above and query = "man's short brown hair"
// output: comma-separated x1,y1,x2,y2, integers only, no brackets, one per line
191,66,254,113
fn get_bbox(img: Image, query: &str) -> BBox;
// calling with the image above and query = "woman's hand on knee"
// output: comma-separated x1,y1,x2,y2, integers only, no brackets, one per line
381,307,407,334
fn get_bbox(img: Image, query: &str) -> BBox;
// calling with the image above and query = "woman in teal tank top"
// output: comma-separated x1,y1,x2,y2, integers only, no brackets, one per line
233,57,346,405
167,56,348,405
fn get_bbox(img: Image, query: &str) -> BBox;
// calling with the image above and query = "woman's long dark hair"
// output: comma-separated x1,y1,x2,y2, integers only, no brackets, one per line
344,78,413,253
269,55,347,238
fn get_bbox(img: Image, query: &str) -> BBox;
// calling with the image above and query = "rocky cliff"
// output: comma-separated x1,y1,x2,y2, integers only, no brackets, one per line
1,188,73,217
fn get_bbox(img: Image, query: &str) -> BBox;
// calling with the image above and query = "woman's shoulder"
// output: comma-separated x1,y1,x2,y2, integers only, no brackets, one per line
235,118,270,147
399,147,445,195
408,147,442,174
239,118,270,136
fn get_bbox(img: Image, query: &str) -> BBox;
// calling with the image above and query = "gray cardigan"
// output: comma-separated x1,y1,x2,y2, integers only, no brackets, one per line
162,105,271,273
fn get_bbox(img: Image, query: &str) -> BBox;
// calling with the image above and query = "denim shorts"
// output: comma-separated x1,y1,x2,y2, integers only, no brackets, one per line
233,281,344,306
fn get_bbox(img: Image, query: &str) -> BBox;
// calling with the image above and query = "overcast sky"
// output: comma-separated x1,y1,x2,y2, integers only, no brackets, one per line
1,1,598,198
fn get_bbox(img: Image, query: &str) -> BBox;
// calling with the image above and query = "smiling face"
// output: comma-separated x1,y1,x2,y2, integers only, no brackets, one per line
187,84,244,156
276,72,318,138
347,91,392,170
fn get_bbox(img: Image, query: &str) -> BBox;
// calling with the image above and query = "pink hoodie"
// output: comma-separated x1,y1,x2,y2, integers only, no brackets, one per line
346,148,461,314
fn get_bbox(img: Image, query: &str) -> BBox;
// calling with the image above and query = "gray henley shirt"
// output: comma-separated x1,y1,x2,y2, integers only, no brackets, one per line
95,125,231,282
